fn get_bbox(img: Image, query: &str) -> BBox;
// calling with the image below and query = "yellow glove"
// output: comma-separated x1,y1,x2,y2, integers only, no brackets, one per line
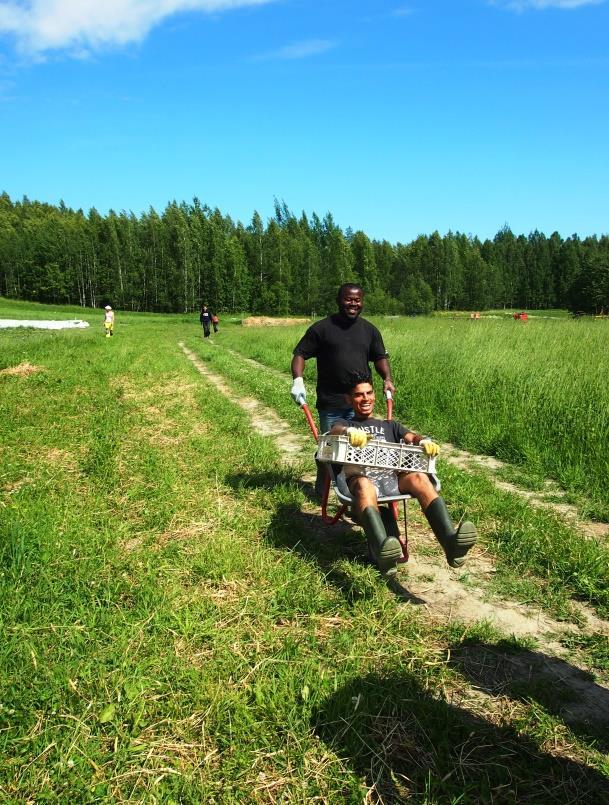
419,438,440,457
346,427,371,448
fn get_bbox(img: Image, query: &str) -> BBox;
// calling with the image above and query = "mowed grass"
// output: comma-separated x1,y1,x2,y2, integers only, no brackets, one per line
1,300,609,801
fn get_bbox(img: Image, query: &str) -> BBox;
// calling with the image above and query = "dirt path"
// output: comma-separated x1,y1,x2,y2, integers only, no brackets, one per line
180,342,609,725
179,343,306,462
446,446,609,540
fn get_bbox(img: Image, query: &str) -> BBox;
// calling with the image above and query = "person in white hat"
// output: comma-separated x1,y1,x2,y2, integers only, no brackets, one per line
103,305,115,337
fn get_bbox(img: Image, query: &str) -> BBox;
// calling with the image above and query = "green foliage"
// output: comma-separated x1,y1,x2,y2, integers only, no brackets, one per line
559,633,609,672
2,192,609,316
213,315,609,616
399,274,434,314
215,314,609,521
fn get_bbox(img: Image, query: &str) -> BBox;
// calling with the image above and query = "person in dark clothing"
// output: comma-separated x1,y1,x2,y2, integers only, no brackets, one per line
330,374,477,577
290,283,394,433
200,305,213,337
290,283,395,495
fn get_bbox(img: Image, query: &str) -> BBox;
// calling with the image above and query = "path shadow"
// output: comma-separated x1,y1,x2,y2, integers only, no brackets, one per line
313,670,609,803
449,638,609,752
225,471,426,605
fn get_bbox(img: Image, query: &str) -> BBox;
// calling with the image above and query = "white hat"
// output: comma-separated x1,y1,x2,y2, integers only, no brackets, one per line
104,305,112,310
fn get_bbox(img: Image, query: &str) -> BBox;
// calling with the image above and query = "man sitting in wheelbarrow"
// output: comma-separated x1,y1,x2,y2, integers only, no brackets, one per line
328,373,477,576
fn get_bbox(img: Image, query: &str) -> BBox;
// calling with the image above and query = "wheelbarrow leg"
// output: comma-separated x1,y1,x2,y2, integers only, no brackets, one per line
320,473,347,525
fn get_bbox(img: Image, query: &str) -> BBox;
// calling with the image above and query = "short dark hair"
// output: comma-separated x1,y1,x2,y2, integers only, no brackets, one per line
347,370,373,391
337,282,363,300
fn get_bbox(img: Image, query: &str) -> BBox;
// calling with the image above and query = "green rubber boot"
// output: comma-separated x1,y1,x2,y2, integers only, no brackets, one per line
360,506,403,577
380,505,407,563
424,497,477,568
379,505,400,539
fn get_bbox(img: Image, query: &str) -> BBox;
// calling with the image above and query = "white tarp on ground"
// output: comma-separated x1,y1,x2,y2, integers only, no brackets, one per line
0,319,90,330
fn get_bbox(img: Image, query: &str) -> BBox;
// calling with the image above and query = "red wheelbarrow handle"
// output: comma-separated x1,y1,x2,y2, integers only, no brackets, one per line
385,389,393,421
301,403,319,441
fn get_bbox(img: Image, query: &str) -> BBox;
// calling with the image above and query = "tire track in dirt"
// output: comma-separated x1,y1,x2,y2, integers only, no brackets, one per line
180,341,609,725
179,343,307,463
446,447,609,540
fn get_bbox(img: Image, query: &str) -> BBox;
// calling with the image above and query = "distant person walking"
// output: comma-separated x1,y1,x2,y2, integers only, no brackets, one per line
200,305,213,338
103,305,115,337
212,312,219,333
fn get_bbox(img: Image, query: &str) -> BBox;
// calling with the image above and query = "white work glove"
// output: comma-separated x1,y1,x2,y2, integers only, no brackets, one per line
419,438,440,458
290,377,307,406
347,428,371,448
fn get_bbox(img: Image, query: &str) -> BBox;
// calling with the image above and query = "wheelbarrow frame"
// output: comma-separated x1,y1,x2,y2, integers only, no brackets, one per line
301,394,440,562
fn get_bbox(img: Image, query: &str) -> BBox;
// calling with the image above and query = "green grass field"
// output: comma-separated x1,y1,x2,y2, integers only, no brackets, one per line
217,313,609,521
1,300,608,802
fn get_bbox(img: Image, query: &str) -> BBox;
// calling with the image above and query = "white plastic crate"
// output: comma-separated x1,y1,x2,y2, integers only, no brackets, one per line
316,434,437,474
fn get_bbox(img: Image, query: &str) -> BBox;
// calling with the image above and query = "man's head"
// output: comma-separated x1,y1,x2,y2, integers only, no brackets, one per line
346,372,375,418
336,283,364,320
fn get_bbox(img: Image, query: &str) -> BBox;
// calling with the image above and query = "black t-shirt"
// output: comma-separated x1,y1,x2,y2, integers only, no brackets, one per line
334,416,409,443
293,313,387,409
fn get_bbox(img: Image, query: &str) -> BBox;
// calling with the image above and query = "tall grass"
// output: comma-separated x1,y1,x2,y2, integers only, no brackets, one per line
217,315,609,519
196,331,609,619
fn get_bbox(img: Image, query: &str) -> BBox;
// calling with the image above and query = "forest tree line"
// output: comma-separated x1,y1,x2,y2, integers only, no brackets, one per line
0,192,607,315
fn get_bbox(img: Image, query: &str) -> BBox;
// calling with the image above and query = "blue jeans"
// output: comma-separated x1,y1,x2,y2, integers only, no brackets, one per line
315,408,354,497
318,408,354,434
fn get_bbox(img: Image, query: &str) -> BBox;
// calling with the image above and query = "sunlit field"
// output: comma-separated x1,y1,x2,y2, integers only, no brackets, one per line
218,313,609,521
1,299,609,801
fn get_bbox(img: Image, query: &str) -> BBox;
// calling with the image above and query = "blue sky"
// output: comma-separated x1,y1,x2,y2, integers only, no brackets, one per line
0,0,607,243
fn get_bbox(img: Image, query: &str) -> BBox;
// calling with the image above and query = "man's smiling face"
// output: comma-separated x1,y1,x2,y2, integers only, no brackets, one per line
349,382,375,418
337,287,363,320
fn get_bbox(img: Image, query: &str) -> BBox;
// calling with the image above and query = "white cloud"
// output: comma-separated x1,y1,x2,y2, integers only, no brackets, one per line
494,0,605,10
0,0,275,56
255,38,336,61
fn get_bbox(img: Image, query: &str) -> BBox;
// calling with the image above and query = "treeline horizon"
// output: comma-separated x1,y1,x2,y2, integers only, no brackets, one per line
1,192,607,316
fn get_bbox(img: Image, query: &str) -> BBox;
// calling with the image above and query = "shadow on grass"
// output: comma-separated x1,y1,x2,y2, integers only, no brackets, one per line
449,638,609,753
313,670,609,803
225,471,426,605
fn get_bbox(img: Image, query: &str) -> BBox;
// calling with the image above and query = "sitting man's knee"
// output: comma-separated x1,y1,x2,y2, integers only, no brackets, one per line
349,475,371,492
348,475,377,501
399,471,433,494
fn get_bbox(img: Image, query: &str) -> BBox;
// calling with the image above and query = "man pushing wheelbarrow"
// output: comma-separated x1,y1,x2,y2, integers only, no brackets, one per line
290,282,394,498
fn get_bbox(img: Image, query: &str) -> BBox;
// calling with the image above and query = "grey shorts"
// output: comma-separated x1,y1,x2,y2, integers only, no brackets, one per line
337,466,400,499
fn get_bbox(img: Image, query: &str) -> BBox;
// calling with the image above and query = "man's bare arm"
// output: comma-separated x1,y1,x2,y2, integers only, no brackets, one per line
291,354,305,379
374,357,395,394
